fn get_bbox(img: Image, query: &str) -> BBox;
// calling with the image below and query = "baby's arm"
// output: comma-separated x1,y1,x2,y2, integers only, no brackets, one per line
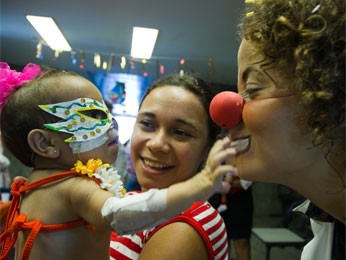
101,137,236,234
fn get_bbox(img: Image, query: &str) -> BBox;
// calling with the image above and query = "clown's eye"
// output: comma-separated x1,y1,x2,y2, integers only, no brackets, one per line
80,109,108,120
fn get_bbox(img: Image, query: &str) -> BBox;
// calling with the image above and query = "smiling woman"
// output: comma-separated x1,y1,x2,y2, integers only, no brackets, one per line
132,87,210,190
110,73,231,260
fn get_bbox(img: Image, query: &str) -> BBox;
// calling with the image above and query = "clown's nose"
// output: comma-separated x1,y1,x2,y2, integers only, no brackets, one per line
209,91,244,128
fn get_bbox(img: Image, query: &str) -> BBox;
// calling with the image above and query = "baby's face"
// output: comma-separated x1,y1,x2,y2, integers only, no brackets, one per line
40,75,119,165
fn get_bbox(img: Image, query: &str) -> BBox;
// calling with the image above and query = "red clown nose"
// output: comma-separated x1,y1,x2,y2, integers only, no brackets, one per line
209,91,244,128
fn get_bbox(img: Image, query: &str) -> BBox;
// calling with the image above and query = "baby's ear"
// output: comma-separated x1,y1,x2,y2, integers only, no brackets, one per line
27,129,59,158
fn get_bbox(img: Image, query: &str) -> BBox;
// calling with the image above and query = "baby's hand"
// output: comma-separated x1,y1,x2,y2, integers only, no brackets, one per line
190,137,237,201
104,138,235,234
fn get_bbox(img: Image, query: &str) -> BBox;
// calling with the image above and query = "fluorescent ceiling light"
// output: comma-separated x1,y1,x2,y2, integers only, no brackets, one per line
131,27,159,59
26,15,72,51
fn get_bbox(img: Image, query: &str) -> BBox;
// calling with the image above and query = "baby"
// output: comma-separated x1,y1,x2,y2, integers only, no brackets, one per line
0,63,235,260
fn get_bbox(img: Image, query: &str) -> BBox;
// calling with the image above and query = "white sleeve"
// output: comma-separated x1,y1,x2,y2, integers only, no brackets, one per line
101,188,168,235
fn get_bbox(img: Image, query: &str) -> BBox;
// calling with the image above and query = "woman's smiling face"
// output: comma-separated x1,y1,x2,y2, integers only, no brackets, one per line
130,86,210,190
233,39,317,184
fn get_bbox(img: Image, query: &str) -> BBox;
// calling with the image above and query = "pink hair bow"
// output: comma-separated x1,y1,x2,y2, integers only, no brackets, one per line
0,62,42,110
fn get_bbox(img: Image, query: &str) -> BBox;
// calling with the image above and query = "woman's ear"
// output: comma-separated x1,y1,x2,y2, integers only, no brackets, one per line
27,129,59,158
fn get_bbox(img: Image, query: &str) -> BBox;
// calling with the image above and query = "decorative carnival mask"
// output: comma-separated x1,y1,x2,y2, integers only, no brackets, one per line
39,97,117,153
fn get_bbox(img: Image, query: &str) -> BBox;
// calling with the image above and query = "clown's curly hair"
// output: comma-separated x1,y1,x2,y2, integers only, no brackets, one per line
239,0,345,147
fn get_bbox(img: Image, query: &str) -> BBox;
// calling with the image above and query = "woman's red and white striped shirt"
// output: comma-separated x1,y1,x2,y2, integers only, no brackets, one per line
110,200,229,260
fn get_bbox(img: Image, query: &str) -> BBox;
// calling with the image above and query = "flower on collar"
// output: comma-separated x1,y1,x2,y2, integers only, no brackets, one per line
72,158,125,197
72,158,110,178
94,167,126,197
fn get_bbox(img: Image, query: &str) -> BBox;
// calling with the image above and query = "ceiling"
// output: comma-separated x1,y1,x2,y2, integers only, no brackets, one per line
1,0,246,86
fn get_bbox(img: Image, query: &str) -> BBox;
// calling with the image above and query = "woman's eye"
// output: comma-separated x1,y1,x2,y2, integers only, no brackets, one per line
247,88,260,96
242,86,261,101
174,129,192,138
138,120,155,130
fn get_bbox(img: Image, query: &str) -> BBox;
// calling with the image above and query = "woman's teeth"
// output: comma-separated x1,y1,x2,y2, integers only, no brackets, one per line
143,159,169,169
231,138,250,154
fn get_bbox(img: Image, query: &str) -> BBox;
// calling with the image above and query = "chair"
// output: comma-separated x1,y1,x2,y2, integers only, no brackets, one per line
252,227,306,260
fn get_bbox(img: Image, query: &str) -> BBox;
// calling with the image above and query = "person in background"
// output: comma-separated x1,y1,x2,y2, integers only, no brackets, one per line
231,0,345,259
0,131,11,233
0,63,234,259
209,128,253,260
123,139,141,191
209,176,253,260
104,100,130,184
0,132,11,190
110,74,234,259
